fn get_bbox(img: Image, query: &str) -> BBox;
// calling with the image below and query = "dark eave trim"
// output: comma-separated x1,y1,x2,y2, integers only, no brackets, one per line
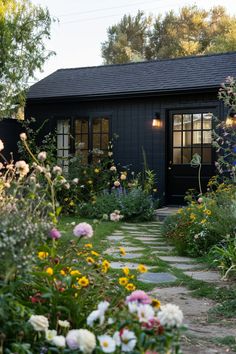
27,85,219,104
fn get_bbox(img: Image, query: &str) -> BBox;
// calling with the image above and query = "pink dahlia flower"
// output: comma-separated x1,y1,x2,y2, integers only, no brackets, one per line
126,290,151,304
73,222,93,238
49,228,61,240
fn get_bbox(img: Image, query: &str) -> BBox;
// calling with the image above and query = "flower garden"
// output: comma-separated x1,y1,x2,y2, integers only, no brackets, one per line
0,78,236,354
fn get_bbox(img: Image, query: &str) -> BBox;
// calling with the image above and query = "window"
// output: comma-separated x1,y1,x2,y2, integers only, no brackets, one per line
172,112,212,165
57,116,110,168
57,119,70,171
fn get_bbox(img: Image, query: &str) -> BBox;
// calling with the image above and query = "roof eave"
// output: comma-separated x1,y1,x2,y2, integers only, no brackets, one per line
27,85,220,103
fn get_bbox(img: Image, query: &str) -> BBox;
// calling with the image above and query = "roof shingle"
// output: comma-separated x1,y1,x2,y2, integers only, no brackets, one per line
27,52,236,100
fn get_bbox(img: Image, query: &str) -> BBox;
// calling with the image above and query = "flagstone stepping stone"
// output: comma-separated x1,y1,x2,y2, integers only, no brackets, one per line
184,270,221,283
170,263,203,270
138,272,177,284
112,253,143,259
158,256,197,263
107,236,125,241
120,246,145,252
134,237,160,241
110,262,152,270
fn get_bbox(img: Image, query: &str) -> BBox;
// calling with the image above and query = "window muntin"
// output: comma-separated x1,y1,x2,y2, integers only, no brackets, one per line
172,112,212,165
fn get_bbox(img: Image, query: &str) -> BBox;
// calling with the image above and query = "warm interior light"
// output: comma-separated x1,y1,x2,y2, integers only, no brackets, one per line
152,113,161,127
226,116,233,127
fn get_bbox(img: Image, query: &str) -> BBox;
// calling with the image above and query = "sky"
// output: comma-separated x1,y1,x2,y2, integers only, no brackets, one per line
31,0,236,82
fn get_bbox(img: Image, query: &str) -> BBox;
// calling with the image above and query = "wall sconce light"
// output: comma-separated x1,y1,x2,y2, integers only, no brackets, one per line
152,112,161,127
226,111,236,128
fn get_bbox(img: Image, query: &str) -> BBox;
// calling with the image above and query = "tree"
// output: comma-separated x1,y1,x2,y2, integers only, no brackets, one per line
101,5,236,64
101,10,152,64
0,0,54,118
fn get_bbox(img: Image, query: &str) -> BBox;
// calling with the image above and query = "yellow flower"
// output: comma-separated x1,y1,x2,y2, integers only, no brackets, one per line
85,243,93,248
137,264,147,273
60,269,66,276
78,276,89,287
119,247,126,256
152,299,161,309
45,267,53,276
86,257,95,264
69,201,75,206
94,168,100,173
91,251,100,257
122,267,130,276
88,180,93,184
102,260,110,269
190,213,196,221
153,188,157,192
120,174,126,181
200,219,207,224
204,209,212,216
70,270,81,276
126,283,136,291
119,277,128,286
38,251,49,260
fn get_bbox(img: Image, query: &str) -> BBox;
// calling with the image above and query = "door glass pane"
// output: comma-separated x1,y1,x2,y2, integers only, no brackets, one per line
93,119,101,133
81,120,88,133
183,131,191,147
183,114,191,130
193,114,201,130
203,130,212,144
182,148,191,164
93,134,100,148
192,147,201,159
173,148,181,164
173,132,181,147
102,118,109,133
202,148,211,163
193,131,201,144
173,115,182,130
101,134,109,149
203,113,212,129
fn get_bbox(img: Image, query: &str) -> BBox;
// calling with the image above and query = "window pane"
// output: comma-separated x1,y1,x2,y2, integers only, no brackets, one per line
101,134,109,149
93,119,101,133
173,132,181,147
183,131,191,147
102,118,109,133
202,148,211,164
173,148,181,164
183,114,191,130
203,113,212,129
203,130,212,144
193,131,201,144
173,115,182,130
93,134,100,148
193,114,201,130
183,148,191,164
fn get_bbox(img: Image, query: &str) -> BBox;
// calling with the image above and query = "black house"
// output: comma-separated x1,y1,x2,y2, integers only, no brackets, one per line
26,52,236,204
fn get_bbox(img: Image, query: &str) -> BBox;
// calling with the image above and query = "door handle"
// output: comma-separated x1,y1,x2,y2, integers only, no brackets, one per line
168,166,172,170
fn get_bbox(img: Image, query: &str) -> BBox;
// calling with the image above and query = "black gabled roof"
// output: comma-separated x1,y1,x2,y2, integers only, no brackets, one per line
27,52,236,100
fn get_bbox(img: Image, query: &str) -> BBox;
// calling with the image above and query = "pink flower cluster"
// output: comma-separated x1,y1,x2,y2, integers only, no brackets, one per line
73,222,93,238
126,290,151,305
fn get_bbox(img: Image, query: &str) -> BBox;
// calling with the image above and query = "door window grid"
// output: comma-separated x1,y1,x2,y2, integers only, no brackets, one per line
172,113,212,165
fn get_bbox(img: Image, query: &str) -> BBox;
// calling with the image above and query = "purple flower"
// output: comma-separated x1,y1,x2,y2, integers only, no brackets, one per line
232,146,236,154
126,290,151,305
73,222,93,238
49,228,61,240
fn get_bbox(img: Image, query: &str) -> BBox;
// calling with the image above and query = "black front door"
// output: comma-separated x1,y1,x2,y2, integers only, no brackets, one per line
166,109,216,204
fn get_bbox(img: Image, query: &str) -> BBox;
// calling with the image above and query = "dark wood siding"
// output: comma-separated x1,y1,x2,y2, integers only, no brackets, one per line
26,91,222,202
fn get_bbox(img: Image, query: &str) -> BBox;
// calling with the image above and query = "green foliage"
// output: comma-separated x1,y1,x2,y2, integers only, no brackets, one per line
101,5,236,64
162,184,236,256
0,0,54,118
210,238,236,280
80,188,155,222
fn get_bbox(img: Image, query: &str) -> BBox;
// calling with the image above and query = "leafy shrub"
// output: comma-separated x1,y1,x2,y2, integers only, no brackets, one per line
162,183,236,256
210,237,236,280
79,188,155,221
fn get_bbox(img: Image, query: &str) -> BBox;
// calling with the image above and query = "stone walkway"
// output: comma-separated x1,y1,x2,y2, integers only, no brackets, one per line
104,222,236,354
